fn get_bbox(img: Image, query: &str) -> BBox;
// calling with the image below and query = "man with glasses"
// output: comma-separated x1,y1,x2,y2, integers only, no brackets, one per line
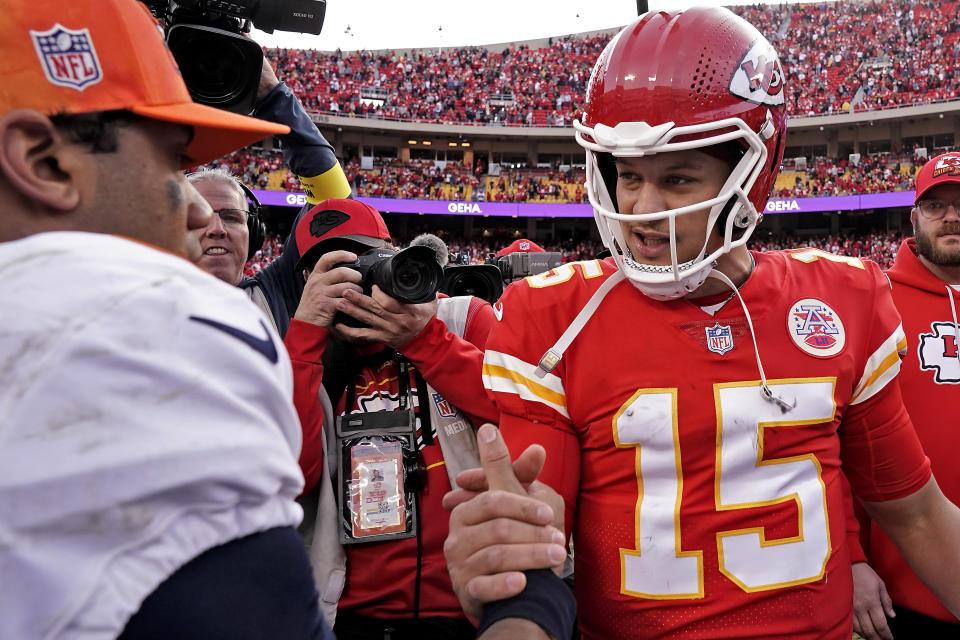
852,151,960,638
191,168,256,287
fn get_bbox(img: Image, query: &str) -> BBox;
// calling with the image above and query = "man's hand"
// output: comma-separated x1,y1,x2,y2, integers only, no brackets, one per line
334,285,438,348
293,250,362,328
256,48,281,101
442,424,566,621
852,561,895,640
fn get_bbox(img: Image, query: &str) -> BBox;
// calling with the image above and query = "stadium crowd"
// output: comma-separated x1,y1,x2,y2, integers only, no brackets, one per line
244,229,907,274
262,0,960,126
216,144,958,204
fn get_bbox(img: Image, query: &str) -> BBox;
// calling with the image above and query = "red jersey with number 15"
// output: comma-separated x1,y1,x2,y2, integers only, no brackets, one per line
482,249,931,640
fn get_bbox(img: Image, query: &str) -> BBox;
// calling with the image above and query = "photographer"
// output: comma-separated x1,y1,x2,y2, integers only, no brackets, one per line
287,198,497,639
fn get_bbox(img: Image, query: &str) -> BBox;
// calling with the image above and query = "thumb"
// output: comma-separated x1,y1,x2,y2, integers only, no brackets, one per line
477,423,524,494
879,582,895,618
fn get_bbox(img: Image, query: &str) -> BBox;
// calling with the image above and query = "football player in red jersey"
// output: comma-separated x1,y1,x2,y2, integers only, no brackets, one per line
445,6,960,640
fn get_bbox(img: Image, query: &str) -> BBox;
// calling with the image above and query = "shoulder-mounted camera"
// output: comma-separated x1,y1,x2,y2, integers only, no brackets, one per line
140,0,326,113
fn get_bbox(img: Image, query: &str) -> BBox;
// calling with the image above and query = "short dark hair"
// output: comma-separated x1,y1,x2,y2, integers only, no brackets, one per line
49,110,143,154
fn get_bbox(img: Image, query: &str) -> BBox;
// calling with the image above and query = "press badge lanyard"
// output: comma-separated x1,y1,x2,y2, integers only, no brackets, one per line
397,356,433,445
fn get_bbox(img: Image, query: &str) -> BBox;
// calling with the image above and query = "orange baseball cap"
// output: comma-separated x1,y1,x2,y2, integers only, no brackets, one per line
0,0,288,166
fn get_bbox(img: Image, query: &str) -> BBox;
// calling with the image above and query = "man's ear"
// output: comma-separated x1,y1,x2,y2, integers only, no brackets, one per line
909,206,917,227
0,109,83,212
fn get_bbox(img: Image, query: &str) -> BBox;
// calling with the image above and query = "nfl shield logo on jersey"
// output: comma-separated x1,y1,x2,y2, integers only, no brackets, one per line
705,323,734,355
31,24,103,91
432,392,459,418
787,298,846,357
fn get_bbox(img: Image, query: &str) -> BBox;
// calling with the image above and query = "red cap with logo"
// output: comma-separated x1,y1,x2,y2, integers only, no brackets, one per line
915,152,960,203
295,198,391,270
0,0,288,166
496,238,545,257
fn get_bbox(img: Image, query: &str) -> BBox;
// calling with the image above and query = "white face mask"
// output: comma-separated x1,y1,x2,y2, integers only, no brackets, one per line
575,114,774,300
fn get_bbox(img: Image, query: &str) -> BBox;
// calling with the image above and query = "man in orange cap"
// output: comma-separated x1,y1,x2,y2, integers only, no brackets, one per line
0,1,332,638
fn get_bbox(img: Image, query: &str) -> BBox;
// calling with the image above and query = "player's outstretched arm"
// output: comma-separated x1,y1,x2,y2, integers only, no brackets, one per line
862,476,960,619
442,424,567,621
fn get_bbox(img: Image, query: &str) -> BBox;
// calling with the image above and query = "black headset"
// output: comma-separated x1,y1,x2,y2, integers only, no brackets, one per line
239,182,266,261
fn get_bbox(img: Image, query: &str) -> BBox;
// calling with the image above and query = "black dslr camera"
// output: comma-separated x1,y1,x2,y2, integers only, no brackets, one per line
141,0,326,113
334,246,443,328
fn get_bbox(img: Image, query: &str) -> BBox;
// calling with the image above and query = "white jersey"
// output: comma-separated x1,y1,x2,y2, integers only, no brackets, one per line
0,232,305,640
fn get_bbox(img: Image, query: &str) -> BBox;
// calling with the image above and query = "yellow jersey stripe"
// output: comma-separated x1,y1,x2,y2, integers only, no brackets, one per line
482,350,569,418
482,363,567,407
851,324,906,405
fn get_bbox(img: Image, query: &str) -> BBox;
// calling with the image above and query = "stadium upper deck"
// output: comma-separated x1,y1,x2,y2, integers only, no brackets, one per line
269,0,959,126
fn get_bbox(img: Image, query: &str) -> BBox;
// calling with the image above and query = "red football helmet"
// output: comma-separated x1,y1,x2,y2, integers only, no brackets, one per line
575,6,787,300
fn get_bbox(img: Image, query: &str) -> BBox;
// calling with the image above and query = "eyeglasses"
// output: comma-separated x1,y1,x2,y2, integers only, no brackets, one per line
213,208,248,226
917,199,960,220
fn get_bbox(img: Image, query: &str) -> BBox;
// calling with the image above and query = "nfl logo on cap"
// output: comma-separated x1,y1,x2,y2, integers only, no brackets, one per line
705,323,734,355
31,24,102,91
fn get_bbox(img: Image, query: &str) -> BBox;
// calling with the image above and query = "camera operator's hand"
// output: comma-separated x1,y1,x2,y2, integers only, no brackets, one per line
294,250,363,329
242,33,281,101
257,53,281,101
335,285,438,349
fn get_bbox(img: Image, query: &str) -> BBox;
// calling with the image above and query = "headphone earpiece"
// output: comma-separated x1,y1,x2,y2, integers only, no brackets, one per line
239,182,266,261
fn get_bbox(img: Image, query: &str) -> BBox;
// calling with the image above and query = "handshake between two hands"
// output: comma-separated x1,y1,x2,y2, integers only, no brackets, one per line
441,423,567,623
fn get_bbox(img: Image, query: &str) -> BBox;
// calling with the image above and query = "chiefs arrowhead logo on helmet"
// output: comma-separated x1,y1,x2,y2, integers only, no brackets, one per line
730,40,786,107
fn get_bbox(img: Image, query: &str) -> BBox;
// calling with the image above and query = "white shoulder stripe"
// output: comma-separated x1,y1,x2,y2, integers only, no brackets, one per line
851,324,907,405
482,349,569,419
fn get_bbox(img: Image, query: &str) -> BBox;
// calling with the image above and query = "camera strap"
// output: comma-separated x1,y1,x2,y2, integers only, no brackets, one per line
397,356,433,446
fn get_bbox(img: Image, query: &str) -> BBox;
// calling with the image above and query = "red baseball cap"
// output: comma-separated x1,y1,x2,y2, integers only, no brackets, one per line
0,0,288,166
295,199,392,270
915,152,960,203
496,238,545,257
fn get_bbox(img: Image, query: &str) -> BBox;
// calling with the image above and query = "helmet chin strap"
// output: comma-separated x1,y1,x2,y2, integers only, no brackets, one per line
622,253,714,301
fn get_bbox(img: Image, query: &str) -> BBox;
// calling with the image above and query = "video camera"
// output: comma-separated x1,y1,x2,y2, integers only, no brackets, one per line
490,251,563,282
439,251,564,304
141,0,326,114
334,246,443,328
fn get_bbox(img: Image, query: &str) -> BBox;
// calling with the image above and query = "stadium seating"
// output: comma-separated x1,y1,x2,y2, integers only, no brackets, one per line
266,1,960,125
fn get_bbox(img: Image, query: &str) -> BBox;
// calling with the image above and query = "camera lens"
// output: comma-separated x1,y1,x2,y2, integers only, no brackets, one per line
373,246,441,304
449,271,490,298
166,24,263,113
439,265,504,304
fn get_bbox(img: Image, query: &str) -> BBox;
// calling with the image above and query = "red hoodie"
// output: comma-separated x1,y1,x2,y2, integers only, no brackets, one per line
864,238,960,624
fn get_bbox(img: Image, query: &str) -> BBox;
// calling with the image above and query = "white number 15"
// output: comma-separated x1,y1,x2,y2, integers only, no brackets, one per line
613,379,836,599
